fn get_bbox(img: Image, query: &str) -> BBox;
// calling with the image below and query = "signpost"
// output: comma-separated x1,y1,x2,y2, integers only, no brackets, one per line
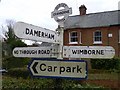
51,3,72,27
13,46,58,58
13,22,60,44
63,46,115,59
51,3,72,88
28,58,87,80
12,3,116,87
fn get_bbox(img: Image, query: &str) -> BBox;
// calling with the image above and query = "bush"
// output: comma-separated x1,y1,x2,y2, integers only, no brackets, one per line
7,68,30,79
91,58,120,70
3,57,30,69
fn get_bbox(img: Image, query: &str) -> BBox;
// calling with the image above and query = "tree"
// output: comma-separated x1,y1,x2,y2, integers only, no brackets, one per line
2,20,28,69
5,20,27,50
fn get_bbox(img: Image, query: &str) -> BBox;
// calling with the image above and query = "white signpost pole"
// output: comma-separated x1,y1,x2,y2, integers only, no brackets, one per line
57,27,64,59
51,3,72,88
51,3,72,59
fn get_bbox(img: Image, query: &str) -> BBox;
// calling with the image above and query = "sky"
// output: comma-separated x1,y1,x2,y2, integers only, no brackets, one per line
0,0,120,43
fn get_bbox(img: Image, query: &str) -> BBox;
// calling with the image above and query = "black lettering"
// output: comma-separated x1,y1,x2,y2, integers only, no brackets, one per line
79,50,84,54
101,50,104,55
48,34,51,38
51,34,54,40
88,50,92,55
72,67,76,72
26,28,29,34
77,65,82,73
84,50,87,54
24,50,27,54
30,50,37,54
19,50,23,54
92,50,95,55
44,33,48,37
14,50,19,54
38,50,42,54
66,67,71,73
72,50,77,54
25,28,55,40
54,66,57,72
48,66,52,72
40,63,46,71
29,29,33,35
96,50,101,55
34,30,39,36
53,10,69,16
41,32,44,37
60,66,65,74
47,50,50,54
38,50,50,54
38,31,41,37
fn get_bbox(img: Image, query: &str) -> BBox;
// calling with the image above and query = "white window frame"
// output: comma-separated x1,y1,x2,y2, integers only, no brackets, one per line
93,30,102,44
69,31,78,44
79,32,82,44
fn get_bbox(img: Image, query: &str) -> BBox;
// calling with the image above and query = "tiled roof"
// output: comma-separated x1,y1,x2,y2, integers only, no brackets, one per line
64,10,120,29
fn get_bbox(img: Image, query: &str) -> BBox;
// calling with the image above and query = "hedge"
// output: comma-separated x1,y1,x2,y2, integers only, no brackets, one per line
91,58,120,70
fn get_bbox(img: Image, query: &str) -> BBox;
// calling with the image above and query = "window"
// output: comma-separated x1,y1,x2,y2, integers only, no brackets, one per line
69,31,78,44
93,31,102,44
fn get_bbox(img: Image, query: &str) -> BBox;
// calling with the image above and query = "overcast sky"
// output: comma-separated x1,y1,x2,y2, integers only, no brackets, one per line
0,0,120,29
0,0,120,43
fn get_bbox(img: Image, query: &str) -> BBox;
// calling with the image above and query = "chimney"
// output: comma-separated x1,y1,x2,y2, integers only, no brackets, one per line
79,5,87,15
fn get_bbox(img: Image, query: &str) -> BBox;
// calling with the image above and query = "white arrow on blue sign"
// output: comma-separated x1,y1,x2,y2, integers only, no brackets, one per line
28,58,88,80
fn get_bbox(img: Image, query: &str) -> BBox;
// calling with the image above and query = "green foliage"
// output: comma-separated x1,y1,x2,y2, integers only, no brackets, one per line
8,39,27,50
91,58,120,70
7,67,30,79
5,25,16,43
3,57,30,69
2,67,106,89
2,75,105,89
6,27,27,49
2,76,54,89
2,21,28,69
4,21,27,51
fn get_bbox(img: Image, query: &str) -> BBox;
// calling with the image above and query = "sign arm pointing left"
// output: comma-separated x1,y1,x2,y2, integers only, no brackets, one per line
13,22,60,44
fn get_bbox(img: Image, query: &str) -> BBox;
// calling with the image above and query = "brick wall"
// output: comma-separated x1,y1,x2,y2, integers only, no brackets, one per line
64,26,120,57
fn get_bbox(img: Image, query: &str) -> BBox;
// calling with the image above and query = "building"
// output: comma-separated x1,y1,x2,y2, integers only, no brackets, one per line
64,5,120,58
